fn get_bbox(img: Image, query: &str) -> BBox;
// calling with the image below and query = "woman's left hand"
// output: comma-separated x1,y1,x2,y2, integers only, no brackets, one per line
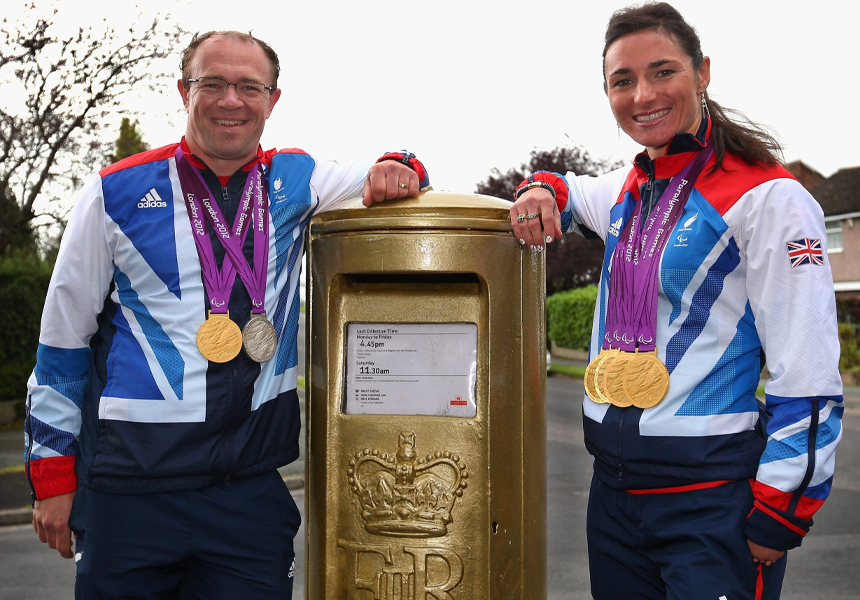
747,540,785,567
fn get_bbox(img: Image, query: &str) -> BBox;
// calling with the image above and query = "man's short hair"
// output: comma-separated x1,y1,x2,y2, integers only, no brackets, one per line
180,31,280,87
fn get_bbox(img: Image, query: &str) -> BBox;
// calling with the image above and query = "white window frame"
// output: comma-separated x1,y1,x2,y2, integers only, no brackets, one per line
826,222,843,253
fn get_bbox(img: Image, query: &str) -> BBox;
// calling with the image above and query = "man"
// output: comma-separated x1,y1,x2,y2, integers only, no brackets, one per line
25,30,428,599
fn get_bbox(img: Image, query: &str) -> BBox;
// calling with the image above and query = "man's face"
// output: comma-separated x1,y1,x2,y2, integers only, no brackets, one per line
178,36,280,175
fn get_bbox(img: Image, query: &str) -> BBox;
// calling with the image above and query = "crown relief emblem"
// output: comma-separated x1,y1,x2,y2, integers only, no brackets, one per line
347,431,469,538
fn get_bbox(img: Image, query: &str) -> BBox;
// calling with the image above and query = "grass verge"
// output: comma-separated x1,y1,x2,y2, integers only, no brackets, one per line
548,364,587,379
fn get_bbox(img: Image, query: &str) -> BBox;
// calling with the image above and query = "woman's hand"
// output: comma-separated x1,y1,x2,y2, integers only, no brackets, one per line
748,540,785,567
509,188,563,251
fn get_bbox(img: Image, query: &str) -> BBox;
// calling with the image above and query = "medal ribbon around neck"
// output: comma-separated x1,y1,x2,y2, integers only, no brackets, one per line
175,148,273,361
587,141,714,407
605,140,714,354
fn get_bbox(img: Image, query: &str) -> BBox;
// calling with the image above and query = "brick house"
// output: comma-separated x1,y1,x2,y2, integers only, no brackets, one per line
786,160,825,191
807,166,860,296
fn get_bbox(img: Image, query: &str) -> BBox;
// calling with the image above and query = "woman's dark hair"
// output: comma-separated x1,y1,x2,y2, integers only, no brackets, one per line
180,31,280,87
602,2,782,170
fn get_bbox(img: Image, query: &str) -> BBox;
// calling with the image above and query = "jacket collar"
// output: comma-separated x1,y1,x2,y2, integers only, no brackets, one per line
633,117,711,181
179,137,266,186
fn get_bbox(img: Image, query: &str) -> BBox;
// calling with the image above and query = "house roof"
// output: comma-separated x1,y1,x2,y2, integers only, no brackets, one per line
785,160,824,178
810,166,860,216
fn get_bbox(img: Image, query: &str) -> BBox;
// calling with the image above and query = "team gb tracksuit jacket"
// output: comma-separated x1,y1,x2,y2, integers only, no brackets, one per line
25,140,428,500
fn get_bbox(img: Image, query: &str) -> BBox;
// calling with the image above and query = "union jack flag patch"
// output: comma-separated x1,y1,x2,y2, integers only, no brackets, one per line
786,238,824,268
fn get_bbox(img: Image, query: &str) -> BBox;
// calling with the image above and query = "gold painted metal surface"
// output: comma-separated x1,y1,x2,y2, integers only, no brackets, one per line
306,191,546,599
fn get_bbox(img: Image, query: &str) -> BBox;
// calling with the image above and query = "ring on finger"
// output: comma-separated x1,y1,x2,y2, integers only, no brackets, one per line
526,213,539,220
516,214,526,223
398,182,409,189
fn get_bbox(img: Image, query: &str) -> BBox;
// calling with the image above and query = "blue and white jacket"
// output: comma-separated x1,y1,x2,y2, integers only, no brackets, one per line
529,123,843,551
25,140,428,498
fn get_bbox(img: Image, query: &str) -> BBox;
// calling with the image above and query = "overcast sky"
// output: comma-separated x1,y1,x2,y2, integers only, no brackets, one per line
11,0,858,194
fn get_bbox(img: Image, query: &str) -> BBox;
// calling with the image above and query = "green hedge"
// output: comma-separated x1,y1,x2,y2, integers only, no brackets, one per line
0,251,53,400
546,285,598,351
839,322,860,373
837,294,860,324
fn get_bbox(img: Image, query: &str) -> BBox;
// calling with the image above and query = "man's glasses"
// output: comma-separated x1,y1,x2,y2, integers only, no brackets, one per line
186,77,275,99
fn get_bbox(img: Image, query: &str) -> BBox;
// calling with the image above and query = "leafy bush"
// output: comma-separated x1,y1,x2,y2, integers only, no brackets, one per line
839,322,860,373
546,285,598,351
0,363,34,404
0,251,53,400
837,294,860,325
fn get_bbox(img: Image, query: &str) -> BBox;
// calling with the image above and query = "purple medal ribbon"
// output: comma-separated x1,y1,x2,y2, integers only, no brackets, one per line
175,148,270,316
604,141,714,353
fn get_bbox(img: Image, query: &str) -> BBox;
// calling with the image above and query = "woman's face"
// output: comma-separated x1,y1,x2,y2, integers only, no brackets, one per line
604,29,710,158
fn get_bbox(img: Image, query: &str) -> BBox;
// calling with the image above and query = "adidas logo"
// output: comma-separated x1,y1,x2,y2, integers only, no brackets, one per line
138,188,167,209
608,217,623,237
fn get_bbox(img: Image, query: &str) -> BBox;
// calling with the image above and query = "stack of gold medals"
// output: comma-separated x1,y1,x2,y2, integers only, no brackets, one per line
584,345,669,409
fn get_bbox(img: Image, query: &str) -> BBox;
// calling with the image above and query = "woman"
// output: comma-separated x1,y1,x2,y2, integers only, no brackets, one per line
511,3,843,599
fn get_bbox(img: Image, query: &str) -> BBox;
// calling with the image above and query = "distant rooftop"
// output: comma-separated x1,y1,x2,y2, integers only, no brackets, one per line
810,166,860,216
785,160,825,191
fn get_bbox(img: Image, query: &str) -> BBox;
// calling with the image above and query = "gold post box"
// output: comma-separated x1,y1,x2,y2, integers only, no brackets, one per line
305,191,546,599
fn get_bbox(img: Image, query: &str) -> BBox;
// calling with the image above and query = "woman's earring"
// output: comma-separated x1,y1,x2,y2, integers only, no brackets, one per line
701,92,710,119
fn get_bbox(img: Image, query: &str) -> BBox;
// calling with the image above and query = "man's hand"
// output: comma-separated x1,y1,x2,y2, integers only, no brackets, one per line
33,491,76,559
748,539,785,567
362,161,420,206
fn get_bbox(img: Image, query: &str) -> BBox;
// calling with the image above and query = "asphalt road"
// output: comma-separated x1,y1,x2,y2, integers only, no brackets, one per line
2,347,858,598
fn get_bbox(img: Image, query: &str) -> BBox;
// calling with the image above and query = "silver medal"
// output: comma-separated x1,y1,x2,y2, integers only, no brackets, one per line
242,313,278,363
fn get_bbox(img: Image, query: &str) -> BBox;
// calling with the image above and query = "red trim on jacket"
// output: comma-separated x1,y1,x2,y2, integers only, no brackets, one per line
528,172,571,215
751,480,824,521
625,480,732,495
696,153,794,217
99,144,180,178
29,455,77,500
376,152,428,186
752,501,808,537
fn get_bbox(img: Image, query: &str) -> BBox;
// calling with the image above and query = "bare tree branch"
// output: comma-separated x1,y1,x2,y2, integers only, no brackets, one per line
0,4,187,253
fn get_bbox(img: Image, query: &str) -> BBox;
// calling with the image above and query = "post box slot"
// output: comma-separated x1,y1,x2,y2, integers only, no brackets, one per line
343,273,481,286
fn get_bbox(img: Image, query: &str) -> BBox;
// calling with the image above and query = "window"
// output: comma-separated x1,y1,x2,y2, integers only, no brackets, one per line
826,222,843,253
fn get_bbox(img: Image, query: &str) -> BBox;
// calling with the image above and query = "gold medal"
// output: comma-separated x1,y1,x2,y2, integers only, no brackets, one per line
242,313,278,363
584,351,605,403
196,312,243,363
622,350,670,409
593,349,619,404
603,351,635,407
585,349,616,404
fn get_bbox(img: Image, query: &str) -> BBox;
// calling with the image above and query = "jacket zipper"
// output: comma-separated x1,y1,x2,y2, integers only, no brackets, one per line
221,183,238,491
642,166,656,223
616,409,626,481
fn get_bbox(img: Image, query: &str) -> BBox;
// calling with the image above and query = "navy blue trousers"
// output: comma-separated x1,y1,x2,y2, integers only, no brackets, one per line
587,477,787,600
69,470,301,600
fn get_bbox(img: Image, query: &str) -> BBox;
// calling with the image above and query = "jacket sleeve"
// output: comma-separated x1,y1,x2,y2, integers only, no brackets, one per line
25,173,113,500
739,177,843,550
311,150,430,213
